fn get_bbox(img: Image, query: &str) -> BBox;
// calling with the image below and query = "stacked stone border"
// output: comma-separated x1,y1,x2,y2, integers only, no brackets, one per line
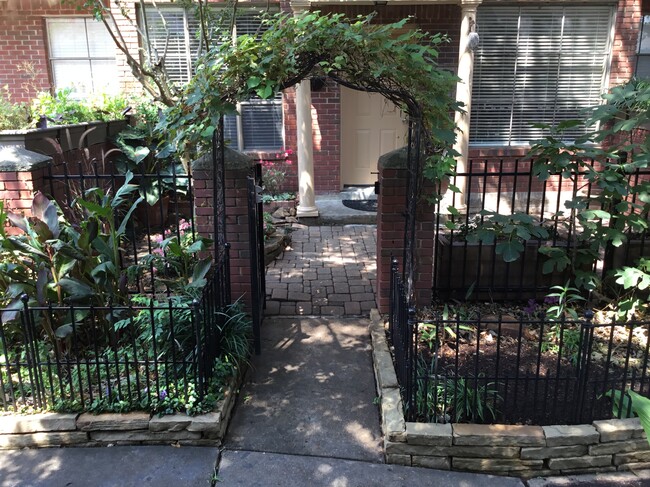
0,376,239,449
369,310,650,478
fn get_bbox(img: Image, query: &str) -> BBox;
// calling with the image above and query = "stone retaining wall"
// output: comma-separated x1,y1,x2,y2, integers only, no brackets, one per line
0,380,238,450
369,310,650,478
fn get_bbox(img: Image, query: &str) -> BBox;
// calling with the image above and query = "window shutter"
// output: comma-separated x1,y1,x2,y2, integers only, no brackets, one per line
470,6,613,146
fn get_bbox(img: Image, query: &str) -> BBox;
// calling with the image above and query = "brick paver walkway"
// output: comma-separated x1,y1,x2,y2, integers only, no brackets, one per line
265,224,377,316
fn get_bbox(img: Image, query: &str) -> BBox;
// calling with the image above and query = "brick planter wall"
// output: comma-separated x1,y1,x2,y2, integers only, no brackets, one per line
369,311,650,478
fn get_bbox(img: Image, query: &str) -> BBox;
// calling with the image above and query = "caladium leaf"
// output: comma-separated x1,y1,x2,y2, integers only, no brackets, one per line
31,192,60,238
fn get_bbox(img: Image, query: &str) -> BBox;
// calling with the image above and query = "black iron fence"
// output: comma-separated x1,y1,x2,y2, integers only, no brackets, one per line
0,250,231,413
43,151,196,297
390,262,650,425
0,124,238,412
433,159,650,300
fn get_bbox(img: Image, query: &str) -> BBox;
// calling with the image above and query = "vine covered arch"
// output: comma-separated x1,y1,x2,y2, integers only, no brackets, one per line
162,10,462,297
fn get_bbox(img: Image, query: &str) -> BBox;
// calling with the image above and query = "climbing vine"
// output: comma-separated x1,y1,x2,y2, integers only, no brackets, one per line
159,11,461,180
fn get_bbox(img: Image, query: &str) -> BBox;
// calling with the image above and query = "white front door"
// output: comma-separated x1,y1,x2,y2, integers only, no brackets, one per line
340,87,407,188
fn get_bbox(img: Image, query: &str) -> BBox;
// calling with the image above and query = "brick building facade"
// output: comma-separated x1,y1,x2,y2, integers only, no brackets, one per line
2,0,645,195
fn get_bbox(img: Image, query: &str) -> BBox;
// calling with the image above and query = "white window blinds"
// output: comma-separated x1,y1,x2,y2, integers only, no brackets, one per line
46,18,118,95
141,6,283,151
636,15,650,78
470,5,614,146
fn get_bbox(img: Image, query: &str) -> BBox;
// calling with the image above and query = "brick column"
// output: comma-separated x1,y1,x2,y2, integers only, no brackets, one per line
192,149,255,309
376,147,436,313
0,147,52,234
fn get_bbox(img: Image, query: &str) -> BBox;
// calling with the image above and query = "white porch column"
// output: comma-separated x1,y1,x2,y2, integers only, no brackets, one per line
295,79,319,217
291,1,318,217
451,0,481,209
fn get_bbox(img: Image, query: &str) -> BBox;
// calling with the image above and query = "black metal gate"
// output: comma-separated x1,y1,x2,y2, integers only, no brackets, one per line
247,163,266,354
402,118,424,302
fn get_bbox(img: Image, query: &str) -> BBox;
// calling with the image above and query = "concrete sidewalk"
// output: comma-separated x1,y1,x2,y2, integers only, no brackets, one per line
0,446,219,487
217,450,526,486
1,315,649,486
225,316,382,462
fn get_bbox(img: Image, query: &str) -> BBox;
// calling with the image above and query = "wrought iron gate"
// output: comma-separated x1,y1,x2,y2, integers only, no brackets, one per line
247,163,266,354
402,118,424,302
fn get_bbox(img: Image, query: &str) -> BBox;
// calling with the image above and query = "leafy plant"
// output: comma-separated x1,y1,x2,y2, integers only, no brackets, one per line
413,358,502,423
540,323,581,365
30,88,129,126
261,192,296,204
446,375,501,423
0,85,30,130
1,177,143,340
261,150,293,195
544,282,586,320
605,389,650,446
455,210,549,263
141,219,212,297
525,78,650,315
114,98,187,205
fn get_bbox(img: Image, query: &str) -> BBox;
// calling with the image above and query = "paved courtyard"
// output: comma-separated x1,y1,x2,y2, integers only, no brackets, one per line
265,224,377,316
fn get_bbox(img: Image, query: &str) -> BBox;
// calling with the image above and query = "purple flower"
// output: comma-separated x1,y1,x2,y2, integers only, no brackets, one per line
544,296,560,305
524,299,538,315
159,389,167,400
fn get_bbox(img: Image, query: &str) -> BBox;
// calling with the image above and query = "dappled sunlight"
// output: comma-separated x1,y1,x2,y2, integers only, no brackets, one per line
226,316,382,461
344,421,377,451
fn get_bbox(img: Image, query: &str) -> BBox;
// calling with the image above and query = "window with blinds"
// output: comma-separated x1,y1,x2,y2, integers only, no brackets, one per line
46,18,118,95
141,6,283,151
636,15,650,78
470,5,614,146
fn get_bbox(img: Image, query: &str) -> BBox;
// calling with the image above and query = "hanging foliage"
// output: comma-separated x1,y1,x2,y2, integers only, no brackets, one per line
159,11,461,180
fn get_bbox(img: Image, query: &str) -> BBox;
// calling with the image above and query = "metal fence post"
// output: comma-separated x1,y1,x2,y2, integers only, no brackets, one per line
574,310,595,423
407,306,417,422
192,299,205,398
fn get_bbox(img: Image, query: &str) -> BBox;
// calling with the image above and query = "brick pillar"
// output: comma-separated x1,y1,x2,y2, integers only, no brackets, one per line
376,147,436,313
0,147,52,234
192,149,255,309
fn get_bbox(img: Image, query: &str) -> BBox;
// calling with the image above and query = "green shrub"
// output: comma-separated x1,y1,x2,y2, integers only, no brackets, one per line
0,85,30,130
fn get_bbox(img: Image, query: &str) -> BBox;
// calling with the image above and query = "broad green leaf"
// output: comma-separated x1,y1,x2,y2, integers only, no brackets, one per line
191,258,212,283
117,196,144,236
495,240,524,262
55,324,74,339
628,391,650,446
57,277,94,301
247,76,261,88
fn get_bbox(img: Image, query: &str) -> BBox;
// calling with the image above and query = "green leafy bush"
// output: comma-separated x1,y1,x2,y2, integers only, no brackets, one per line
0,85,30,130
29,88,129,126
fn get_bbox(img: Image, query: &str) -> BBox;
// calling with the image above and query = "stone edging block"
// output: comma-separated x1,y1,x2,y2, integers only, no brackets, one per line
368,308,650,479
0,370,243,449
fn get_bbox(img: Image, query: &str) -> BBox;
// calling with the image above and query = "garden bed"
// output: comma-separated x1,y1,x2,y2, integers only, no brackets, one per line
407,302,650,426
369,310,650,477
0,372,242,449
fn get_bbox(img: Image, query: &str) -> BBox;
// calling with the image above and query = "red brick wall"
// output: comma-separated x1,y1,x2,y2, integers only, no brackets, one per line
311,80,341,193
0,167,47,233
193,165,253,309
0,0,93,102
376,164,435,312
